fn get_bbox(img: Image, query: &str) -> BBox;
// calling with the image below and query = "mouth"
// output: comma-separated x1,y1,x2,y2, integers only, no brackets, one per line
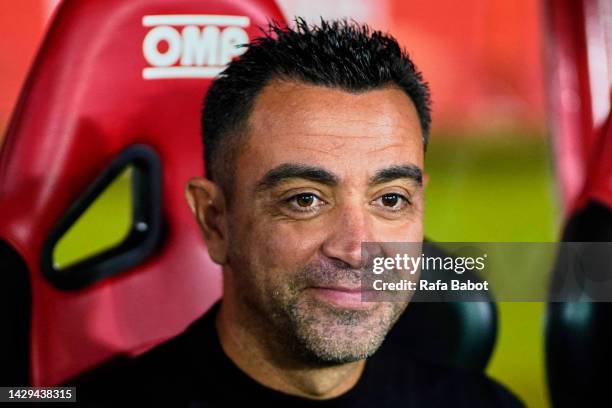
306,285,377,310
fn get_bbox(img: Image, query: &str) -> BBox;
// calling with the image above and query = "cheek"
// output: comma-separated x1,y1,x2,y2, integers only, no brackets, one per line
258,221,324,271
374,221,423,243
232,215,326,284
371,207,424,242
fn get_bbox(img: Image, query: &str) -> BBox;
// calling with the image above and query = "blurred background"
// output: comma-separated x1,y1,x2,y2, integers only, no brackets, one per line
0,0,584,406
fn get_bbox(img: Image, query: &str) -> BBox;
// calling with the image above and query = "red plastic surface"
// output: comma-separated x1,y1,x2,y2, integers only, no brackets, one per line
582,98,612,210
545,0,612,216
0,0,285,385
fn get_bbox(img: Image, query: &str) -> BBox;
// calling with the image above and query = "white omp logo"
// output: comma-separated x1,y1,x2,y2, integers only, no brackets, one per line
142,14,250,79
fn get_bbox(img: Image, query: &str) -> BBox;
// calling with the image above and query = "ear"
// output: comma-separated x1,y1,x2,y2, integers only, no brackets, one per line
185,177,228,265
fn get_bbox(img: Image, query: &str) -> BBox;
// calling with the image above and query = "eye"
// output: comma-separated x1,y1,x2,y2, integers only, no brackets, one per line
374,193,411,211
296,194,315,207
286,193,325,212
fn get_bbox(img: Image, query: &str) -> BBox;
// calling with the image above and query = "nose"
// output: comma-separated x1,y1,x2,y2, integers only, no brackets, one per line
320,201,371,269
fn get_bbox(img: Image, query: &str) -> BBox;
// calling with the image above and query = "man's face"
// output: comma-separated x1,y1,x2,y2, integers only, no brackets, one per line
222,80,424,364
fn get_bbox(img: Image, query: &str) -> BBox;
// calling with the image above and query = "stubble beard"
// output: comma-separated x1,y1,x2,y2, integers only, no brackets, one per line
236,257,409,367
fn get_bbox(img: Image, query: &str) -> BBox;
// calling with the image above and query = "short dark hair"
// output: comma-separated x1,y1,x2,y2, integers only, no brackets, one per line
202,18,431,196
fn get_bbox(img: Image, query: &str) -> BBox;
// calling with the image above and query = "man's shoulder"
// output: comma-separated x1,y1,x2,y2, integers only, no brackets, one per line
68,305,218,404
369,341,524,407
412,357,524,407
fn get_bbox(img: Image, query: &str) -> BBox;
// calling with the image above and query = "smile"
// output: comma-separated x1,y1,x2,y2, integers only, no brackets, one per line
306,286,377,310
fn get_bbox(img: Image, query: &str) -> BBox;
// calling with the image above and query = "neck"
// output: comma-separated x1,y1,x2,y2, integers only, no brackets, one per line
215,295,366,399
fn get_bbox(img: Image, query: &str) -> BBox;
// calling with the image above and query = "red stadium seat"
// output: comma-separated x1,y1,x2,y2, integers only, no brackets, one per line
546,106,612,407
546,1,612,401
0,0,285,386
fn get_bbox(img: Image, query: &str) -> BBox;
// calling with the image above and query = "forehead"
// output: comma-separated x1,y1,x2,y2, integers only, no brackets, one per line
237,80,424,183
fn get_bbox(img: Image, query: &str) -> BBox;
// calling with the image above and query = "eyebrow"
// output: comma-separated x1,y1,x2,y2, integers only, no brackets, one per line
369,165,423,186
254,163,423,192
255,163,338,191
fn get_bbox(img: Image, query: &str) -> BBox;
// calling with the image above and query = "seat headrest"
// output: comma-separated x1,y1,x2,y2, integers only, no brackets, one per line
576,94,612,212
0,0,285,385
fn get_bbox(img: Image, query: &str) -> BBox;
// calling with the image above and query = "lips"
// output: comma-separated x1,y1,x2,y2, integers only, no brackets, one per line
306,285,376,309
313,285,361,293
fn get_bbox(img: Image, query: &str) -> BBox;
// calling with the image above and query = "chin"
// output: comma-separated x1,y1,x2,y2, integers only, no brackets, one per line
287,296,402,364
